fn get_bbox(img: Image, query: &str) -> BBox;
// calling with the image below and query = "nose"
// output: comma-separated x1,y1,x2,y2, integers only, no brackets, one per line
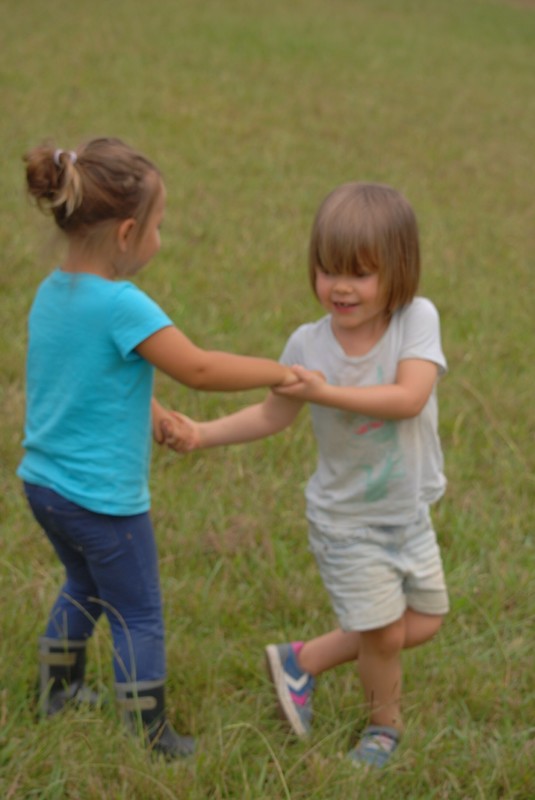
332,274,354,292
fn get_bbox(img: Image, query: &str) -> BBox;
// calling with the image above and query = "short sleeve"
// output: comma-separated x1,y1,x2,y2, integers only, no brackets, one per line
398,298,447,375
111,283,173,359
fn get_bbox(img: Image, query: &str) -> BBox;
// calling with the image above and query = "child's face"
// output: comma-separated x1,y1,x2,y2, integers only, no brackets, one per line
315,267,387,336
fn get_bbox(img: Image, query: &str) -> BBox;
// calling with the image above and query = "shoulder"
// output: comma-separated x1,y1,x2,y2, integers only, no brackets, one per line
33,268,67,299
393,297,446,371
113,281,170,318
280,316,330,364
114,279,149,302
394,297,442,337
286,315,331,344
397,297,440,324
107,283,172,353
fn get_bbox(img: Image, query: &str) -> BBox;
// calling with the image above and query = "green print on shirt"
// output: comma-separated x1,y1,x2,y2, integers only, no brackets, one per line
362,421,404,501
344,365,405,501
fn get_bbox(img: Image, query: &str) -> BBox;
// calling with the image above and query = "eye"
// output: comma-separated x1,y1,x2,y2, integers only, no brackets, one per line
316,264,338,277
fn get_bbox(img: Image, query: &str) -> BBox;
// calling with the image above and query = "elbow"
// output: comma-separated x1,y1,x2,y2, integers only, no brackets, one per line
402,397,427,419
185,372,213,391
179,361,215,391
389,391,427,420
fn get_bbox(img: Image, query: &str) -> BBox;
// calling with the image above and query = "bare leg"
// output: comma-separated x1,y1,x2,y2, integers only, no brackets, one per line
298,609,443,676
358,620,404,729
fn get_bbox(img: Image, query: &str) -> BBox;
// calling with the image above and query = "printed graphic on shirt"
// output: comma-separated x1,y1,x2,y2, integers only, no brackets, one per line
338,365,405,502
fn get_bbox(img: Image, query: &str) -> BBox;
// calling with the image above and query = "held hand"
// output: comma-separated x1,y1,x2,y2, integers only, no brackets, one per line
152,399,172,445
272,365,327,401
274,366,302,388
160,411,201,453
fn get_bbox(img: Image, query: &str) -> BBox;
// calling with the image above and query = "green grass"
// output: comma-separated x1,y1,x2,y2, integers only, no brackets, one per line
1,0,534,797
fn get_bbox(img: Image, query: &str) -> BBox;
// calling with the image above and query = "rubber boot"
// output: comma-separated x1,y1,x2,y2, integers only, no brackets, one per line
38,637,99,717
116,680,195,760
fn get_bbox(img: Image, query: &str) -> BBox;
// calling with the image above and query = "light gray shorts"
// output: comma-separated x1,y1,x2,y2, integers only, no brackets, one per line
308,506,449,632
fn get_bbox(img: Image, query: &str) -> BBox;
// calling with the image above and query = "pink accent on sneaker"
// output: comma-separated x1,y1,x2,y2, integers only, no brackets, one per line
291,692,309,706
291,641,304,656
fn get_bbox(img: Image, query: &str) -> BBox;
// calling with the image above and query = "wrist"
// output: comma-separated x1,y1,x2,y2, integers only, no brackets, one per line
312,382,333,405
276,365,292,387
197,424,208,449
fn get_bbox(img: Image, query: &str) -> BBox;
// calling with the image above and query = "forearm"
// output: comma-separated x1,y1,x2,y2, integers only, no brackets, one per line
151,397,166,419
137,327,292,391
309,383,426,419
151,397,167,442
189,351,289,392
198,396,300,448
277,359,438,419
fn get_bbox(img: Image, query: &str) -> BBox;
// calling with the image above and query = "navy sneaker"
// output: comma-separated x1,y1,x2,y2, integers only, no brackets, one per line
265,642,315,737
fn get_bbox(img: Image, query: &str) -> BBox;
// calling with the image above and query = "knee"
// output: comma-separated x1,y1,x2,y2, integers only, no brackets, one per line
361,619,405,657
429,614,445,638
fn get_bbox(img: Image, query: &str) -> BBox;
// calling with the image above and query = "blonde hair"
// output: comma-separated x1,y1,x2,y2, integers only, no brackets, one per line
308,182,420,315
24,137,162,247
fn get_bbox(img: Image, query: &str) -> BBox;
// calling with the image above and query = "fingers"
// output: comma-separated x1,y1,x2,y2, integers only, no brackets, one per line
272,365,327,401
291,365,326,382
153,423,165,444
157,413,198,453
276,367,301,387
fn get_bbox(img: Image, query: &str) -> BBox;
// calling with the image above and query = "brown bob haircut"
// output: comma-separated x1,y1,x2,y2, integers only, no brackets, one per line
308,182,421,316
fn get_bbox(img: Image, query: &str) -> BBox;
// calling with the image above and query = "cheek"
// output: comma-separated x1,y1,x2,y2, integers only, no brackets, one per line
363,277,382,304
149,231,161,256
315,274,330,299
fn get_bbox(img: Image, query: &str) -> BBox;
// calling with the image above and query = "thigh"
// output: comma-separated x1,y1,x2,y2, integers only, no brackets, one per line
308,522,406,632
24,482,98,589
86,512,162,618
403,515,449,616
24,482,161,617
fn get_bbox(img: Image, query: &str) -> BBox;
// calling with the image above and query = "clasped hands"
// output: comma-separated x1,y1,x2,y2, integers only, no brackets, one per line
275,364,326,396
155,365,325,453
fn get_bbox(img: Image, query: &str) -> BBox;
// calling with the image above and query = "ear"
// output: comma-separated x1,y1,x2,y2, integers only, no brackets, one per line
116,218,137,252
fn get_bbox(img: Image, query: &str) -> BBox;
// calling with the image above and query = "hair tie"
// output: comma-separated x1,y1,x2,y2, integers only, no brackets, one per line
53,149,78,167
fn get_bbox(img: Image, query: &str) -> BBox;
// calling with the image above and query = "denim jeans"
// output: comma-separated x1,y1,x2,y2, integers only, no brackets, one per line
24,482,165,684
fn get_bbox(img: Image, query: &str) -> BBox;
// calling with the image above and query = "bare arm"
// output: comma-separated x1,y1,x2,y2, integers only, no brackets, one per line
137,326,295,391
151,397,171,444
165,392,304,452
275,359,439,419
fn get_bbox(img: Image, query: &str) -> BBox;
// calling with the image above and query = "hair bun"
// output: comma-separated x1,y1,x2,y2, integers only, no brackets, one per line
24,143,82,225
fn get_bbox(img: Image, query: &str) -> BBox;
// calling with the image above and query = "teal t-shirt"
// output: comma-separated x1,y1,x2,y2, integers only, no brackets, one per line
18,269,173,515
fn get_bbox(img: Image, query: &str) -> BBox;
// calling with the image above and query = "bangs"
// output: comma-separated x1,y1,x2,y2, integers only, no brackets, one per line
308,182,420,312
310,192,382,277
313,233,380,277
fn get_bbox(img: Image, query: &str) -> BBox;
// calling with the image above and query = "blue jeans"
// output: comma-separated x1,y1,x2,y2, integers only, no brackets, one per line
24,482,165,684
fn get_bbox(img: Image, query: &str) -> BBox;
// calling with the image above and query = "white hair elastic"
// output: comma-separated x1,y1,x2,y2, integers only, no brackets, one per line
53,149,77,167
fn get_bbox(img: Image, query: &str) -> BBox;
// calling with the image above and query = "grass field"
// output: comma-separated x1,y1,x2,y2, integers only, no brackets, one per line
1,0,534,797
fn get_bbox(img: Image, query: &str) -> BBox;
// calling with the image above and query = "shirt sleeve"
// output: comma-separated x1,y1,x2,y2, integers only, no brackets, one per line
279,324,309,366
398,298,447,374
111,283,174,359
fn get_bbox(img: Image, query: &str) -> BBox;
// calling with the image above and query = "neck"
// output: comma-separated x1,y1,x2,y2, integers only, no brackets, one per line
331,314,389,357
62,238,117,279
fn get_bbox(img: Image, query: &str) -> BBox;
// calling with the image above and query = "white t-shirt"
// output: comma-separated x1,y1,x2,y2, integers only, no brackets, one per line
280,297,447,529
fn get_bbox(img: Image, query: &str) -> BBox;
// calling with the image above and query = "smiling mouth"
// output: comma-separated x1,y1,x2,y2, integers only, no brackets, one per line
333,301,358,309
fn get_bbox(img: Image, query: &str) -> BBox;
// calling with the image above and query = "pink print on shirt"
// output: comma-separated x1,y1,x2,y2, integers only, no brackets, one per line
355,420,385,436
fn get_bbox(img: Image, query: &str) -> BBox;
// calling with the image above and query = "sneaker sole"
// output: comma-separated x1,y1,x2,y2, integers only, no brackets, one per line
265,644,309,738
